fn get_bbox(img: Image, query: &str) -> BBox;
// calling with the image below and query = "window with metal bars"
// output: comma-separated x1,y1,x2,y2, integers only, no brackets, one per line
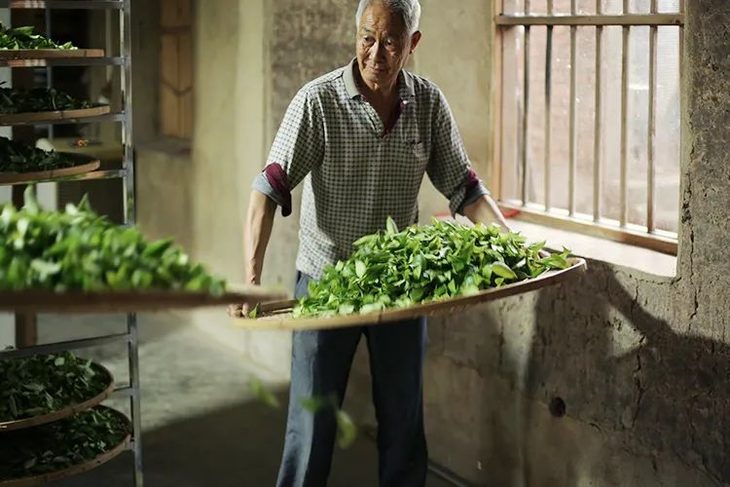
494,0,684,255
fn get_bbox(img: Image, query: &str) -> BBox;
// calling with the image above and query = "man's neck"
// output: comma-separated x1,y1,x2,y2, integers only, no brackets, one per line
355,66,399,106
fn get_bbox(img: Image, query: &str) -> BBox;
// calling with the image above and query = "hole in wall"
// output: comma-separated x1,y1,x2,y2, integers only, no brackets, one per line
549,397,566,418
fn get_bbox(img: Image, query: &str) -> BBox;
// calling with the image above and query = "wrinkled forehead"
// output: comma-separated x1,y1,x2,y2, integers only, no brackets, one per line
358,3,408,36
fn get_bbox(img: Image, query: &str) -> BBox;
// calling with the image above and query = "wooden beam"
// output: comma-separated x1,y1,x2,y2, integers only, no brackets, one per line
489,0,504,198
500,201,678,255
495,14,683,26
11,186,39,348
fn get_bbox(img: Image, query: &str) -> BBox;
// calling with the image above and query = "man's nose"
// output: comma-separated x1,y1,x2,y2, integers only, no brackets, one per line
373,41,387,61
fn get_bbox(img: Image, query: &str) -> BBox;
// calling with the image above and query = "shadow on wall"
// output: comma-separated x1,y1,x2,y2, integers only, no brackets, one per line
516,262,729,486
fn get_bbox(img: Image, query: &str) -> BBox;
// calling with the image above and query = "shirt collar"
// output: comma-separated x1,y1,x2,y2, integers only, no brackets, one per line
343,58,360,98
343,58,416,101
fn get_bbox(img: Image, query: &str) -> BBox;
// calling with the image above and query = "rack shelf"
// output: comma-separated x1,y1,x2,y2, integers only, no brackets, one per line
0,0,124,9
0,156,100,184
0,56,124,67
0,49,104,60
0,105,111,125
0,168,129,186
0,2,142,485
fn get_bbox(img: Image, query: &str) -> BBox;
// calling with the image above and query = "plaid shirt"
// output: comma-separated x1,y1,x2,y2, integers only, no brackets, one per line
253,59,489,279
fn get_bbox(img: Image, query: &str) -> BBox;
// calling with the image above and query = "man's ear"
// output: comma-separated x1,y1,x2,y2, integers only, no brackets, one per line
410,31,422,54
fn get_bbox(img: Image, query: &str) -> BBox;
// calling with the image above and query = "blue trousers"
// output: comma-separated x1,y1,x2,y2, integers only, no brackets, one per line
276,272,428,487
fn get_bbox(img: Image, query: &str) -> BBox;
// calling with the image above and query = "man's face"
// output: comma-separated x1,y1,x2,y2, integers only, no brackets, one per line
356,1,420,89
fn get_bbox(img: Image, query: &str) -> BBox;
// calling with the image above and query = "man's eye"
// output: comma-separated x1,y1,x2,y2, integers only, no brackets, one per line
363,36,375,44
385,38,400,50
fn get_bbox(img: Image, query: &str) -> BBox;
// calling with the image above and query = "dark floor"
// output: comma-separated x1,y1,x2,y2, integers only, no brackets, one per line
30,312,452,487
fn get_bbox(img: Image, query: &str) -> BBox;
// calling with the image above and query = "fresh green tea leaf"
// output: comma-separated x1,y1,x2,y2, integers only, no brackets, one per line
386,216,398,235
492,263,517,280
355,260,366,279
248,378,280,409
336,410,357,449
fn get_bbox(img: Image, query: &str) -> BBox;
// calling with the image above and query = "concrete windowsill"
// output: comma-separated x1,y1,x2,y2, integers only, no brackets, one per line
505,218,677,278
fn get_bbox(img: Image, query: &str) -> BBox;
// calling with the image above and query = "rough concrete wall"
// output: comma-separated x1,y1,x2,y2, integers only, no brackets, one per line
131,0,160,145
132,0,194,252
264,0,357,290
136,143,194,252
423,264,725,486
189,0,241,277
680,0,730,347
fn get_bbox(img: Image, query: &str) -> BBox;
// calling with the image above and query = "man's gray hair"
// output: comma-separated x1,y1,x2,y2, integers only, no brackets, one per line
355,0,422,36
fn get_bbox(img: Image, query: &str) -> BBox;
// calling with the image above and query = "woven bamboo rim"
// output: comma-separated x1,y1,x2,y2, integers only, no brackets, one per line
234,258,588,331
0,362,115,433
0,156,100,185
0,105,110,125
0,407,131,487
0,49,104,60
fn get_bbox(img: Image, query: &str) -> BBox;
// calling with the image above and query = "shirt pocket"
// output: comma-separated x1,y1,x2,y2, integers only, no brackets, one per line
410,141,428,163
379,137,429,196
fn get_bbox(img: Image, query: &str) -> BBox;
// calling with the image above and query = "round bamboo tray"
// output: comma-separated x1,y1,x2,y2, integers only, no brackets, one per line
0,154,100,185
0,284,289,314
0,49,104,60
234,258,587,331
0,362,115,433
0,105,111,125
0,407,130,487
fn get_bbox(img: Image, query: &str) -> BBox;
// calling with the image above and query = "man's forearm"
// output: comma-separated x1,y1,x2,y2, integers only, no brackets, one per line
245,190,276,285
462,194,511,230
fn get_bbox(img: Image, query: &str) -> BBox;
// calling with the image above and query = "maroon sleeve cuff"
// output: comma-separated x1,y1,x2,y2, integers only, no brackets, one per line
264,164,293,217
465,167,480,192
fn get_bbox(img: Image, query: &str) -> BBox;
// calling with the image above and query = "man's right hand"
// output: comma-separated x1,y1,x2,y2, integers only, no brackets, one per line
228,303,251,318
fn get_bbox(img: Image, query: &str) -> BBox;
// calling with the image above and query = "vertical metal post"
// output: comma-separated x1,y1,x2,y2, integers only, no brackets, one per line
127,313,143,487
520,0,530,206
14,313,37,347
593,0,603,222
45,8,54,140
121,1,142,485
568,0,577,216
544,0,553,211
619,0,630,226
647,0,658,232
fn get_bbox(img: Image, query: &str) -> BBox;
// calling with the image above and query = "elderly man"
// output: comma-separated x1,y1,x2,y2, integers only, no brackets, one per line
239,0,509,485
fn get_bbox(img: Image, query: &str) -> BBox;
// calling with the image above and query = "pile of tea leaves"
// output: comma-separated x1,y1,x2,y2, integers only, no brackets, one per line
0,352,110,423
294,218,570,317
0,24,76,50
0,85,96,114
0,136,79,174
0,407,129,479
0,186,226,294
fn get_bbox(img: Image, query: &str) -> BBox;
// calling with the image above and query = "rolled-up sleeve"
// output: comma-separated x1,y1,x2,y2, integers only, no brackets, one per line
252,87,324,216
426,89,490,216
